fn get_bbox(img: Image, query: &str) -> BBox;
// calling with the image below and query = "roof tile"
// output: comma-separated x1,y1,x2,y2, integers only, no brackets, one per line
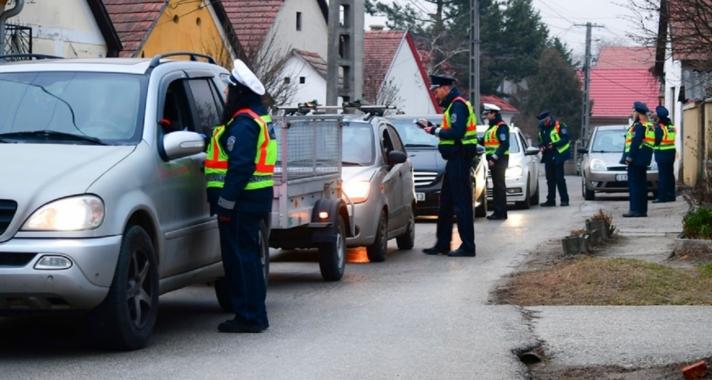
102,0,165,57
363,30,405,103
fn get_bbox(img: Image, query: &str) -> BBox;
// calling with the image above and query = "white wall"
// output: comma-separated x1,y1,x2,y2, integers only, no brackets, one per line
262,0,328,60
664,42,683,177
8,0,107,57
381,37,436,114
280,54,327,106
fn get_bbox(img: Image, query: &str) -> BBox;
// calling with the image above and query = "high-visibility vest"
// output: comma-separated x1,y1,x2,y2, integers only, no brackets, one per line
204,110,276,190
624,121,655,152
439,96,478,146
656,123,676,151
549,121,571,155
484,121,509,156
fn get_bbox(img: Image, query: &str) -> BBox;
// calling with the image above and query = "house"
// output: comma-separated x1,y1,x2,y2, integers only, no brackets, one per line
102,0,238,64
480,94,519,126
218,0,329,105
363,29,438,114
586,46,660,127
6,0,121,57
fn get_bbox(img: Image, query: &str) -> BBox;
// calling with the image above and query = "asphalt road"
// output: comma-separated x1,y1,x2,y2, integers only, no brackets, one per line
0,176,663,379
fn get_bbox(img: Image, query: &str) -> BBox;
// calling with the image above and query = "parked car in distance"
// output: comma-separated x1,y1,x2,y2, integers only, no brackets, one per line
0,54,231,350
580,125,659,200
476,125,541,209
389,115,488,218
340,115,415,263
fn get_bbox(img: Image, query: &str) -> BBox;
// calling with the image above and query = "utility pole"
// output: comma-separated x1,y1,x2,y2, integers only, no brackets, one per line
469,0,480,115
575,22,604,144
327,0,364,105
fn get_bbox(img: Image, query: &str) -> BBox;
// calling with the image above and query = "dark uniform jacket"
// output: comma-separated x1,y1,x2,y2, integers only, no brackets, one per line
436,88,477,160
486,115,509,160
538,119,571,163
219,101,273,214
620,120,653,167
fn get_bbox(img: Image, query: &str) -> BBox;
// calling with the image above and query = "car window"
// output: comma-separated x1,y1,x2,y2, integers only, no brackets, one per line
342,123,375,165
518,132,529,149
591,129,625,153
386,125,404,152
0,72,146,144
508,132,521,153
186,79,222,136
161,80,192,134
390,118,439,147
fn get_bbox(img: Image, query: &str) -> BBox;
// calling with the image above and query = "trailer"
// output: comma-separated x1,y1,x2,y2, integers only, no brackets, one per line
267,114,354,281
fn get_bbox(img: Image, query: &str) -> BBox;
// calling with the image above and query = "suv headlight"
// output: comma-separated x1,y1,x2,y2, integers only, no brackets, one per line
23,195,105,231
590,159,607,172
505,165,523,179
343,180,370,204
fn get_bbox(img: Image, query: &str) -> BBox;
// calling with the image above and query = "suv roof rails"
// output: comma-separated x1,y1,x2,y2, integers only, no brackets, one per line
148,51,216,69
0,54,63,62
276,102,397,118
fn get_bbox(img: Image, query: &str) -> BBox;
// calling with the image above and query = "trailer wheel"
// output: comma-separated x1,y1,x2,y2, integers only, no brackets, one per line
318,215,346,281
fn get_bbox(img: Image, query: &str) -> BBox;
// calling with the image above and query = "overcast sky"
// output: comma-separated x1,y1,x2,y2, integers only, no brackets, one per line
365,0,640,62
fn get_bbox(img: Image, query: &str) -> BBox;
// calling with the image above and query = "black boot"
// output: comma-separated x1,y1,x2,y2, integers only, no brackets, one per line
422,246,449,255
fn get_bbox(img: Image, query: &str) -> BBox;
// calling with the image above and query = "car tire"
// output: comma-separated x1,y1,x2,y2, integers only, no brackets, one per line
396,206,415,250
475,189,487,218
516,176,531,209
367,211,388,262
583,179,595,200
530,182,540,206
88,225,159,350
214,219,270,313
319,215,346,281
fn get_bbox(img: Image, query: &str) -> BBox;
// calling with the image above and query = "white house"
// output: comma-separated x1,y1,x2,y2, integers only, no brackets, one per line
363,29,438,114
279,49,328,106
7,0,120,57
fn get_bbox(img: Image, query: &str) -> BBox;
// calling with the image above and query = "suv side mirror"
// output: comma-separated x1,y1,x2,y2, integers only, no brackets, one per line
163,131,205,160
524,147,540,156
387,150,407,165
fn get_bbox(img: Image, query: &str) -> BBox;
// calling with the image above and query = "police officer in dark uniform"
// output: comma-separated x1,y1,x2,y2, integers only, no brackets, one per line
420,75,478,257
653,105,676,203
482,103,510,219
209,59,276,333
621,101,654,217
537,111,571,207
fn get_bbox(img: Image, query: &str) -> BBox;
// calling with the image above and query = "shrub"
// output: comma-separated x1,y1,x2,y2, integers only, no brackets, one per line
683,207,712,240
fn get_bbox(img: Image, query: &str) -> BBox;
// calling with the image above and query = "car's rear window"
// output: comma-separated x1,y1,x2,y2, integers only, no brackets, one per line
591,129,626,153
0,71,147,144
342,123,375,165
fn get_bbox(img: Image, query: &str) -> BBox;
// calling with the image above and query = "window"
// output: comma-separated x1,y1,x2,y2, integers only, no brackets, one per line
186,79,222,135
284,77,291,84
161,80,192,136
299,76,306,84
386,125,404,152
296,12,302,31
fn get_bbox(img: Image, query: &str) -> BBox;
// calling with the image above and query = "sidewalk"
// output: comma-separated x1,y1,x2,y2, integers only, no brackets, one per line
526,196,712,371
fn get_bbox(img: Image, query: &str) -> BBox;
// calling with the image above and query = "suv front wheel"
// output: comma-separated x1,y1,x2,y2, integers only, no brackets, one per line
88,225,159,350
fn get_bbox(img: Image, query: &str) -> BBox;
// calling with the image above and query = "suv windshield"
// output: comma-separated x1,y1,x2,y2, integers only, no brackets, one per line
0,72,146,145
342,123,375,165
391,118,439,148
591,129,625,153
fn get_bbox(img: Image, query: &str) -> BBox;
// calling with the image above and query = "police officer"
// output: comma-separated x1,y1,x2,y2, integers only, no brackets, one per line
653,105,676,203
537,111,571,207
621,101,654,217
482,103,510,220
419,75,478,257
206,59,276,333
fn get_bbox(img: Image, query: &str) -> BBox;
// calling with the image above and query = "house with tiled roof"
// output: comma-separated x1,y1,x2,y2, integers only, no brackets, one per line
7,0,121,57
586,46,660,126
278,49,329,105
363,29,438,114
102,0,239,63
480,95,519,125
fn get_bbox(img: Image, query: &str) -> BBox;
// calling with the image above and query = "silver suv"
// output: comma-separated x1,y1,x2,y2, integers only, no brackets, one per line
0,54,228,349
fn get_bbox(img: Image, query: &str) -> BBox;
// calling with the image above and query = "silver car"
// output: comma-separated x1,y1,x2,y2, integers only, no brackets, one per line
341,116,415,262
580,125,659,200
0,54,229,349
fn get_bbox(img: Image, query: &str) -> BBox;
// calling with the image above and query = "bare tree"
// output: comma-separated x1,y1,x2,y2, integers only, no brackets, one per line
377,78,403,109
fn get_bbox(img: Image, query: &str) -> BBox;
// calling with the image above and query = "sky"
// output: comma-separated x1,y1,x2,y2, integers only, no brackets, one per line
365,0,641,63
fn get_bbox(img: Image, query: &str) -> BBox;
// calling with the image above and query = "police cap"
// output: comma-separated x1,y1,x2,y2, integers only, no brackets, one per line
633,101,649,114
655,105,669,119
429,74,456,90
482,103,501,113
536,111,551,120
225,59,265,95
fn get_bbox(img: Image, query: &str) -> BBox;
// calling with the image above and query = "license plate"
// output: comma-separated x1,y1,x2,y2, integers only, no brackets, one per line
416,192,425,202
616,174,628,181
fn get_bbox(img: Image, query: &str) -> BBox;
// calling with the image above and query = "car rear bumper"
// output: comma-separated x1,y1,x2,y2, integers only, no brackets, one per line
0,236,122,311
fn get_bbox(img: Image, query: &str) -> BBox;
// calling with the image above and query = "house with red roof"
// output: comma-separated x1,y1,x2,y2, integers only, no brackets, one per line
480,94,519,125
586,46,660,127
363,29,438,114
278,49,329,105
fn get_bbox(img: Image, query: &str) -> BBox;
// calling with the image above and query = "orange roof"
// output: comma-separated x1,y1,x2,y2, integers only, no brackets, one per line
480,95,519,113
594,46,655,69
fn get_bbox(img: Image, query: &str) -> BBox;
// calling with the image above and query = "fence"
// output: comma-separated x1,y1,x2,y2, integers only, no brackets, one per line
2,23,31,56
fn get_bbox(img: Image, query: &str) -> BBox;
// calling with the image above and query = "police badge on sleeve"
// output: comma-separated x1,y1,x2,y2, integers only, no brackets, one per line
227,136,236,152
451,113,458,123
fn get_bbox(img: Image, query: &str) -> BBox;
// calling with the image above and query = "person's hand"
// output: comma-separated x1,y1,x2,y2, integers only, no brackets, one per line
424,126,436,135
416,118,431,129
488,160,494,168
625,157,633,165
547,143,553,149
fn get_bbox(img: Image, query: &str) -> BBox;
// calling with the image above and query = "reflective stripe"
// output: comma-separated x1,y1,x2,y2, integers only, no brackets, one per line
624,121,654,152
656,123,676,151
549,121,570,155
439,97,478,146
484,121,509,155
